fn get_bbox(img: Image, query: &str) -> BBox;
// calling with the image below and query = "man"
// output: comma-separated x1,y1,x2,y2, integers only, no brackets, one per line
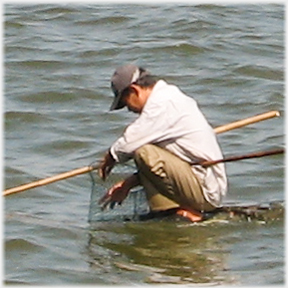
98,64,227,222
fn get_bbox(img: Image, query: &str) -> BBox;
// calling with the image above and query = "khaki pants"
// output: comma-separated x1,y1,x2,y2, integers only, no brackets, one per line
134,144,215,213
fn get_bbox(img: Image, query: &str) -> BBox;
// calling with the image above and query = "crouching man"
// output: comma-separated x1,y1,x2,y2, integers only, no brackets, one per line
98,64,227,222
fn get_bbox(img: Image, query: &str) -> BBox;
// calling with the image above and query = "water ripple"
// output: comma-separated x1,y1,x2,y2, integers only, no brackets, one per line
4,3,284,285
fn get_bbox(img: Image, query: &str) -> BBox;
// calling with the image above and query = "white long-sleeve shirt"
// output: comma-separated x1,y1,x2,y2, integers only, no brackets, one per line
110,80,227,207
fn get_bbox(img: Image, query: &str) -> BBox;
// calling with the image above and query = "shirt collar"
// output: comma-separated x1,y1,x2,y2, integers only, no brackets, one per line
141,80,167,112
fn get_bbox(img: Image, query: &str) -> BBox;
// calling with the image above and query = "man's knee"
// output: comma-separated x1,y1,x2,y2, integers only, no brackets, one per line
134,144,168,180
134,144,155,165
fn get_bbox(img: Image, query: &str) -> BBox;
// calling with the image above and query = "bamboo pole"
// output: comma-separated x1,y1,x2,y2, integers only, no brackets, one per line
195,148,284,168
3,165,99,196
3,110,281,196
214,110,280,134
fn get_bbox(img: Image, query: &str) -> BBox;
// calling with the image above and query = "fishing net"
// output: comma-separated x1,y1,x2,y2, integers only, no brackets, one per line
88,161,149,223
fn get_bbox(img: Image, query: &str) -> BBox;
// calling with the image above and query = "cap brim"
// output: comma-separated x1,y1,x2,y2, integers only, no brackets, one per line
109,94,125,111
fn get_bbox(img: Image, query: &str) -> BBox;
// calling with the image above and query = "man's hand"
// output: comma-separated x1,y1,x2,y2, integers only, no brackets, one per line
98,173,140,210
98,151,116,180
98,180,129,210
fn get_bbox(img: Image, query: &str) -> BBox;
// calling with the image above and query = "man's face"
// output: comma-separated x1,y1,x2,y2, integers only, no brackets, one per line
120,87,144,114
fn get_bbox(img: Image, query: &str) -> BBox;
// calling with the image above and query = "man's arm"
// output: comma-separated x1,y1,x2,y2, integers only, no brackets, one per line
98,150,116,180
98,173,140,210
110,102,170,163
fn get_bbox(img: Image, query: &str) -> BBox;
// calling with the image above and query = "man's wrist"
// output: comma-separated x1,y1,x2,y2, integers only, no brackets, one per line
124,173,140,190
108,149,115,161
109,147,119,162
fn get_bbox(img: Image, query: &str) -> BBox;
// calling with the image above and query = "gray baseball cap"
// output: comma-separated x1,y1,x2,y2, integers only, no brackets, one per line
110,64,148,110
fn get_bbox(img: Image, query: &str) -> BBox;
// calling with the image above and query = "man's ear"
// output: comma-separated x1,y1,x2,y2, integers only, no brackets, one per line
129,84,141,96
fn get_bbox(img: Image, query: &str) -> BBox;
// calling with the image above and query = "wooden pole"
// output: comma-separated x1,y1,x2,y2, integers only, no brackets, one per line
3,165,99,196
214,110,280,134
195,148,284,168
3,110,281,196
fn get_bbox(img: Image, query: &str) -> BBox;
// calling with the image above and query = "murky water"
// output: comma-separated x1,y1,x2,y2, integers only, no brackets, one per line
4,3,284,285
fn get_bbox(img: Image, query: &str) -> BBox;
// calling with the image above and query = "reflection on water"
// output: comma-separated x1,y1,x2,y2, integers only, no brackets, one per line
87,200,283,284
88,221,232,284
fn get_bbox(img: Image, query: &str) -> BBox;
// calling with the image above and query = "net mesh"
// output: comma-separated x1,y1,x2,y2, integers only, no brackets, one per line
88,161,149,223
